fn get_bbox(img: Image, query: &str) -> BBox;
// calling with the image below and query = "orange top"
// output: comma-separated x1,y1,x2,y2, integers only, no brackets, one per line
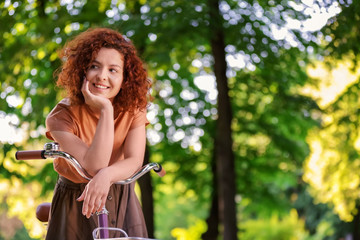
45,98,149,183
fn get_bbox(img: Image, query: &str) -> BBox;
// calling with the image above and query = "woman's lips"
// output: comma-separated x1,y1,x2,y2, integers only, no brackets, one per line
93,83,109,89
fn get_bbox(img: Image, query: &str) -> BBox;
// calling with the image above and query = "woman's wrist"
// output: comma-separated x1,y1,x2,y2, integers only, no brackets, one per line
98,166,115,184
100,103,114,116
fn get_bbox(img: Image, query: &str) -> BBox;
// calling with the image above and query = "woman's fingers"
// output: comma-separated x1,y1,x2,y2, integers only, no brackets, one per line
76,190,85,202
81,77,113,112
81,78,87,92
98,198,107,212
87,197,97,217
78,186,94,218
87,197,106,217
79,183,109,218
95,198,106,212
81,78,91,100
82,188,91,218
78,169,112,218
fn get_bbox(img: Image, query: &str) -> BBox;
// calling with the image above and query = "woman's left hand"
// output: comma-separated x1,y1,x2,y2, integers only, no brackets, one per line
77,168,112,218
81,78,113,113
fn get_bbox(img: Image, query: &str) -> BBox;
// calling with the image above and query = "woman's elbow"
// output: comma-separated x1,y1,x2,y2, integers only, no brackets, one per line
132,157,145,173
84,163,108,177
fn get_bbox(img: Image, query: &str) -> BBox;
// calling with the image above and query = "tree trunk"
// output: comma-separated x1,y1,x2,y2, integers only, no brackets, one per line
138,146,155,238
36,0,46,17
202,145,219,240
128,1,155,236
208,0,238,239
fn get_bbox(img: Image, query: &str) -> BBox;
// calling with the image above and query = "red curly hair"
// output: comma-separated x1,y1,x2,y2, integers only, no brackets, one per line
55,27,150,113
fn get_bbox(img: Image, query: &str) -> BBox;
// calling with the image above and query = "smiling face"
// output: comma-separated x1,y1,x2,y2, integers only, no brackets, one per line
85,48,124,102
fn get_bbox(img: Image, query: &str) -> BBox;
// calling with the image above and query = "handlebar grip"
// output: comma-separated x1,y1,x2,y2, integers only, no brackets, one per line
154,164,166,177
15,150,46,160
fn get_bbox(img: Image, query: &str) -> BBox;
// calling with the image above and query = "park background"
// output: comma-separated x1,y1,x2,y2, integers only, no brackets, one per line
0,0,359,239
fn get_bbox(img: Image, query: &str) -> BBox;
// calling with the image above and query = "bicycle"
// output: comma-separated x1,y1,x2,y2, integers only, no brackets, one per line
15,142,166,240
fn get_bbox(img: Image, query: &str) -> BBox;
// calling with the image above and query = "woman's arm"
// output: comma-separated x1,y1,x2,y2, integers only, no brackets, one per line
50,79,115,176
77,124,146,218
103,123,146,182
49,109,113,176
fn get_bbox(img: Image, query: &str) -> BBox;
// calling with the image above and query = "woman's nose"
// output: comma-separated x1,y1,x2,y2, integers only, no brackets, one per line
98,68,107,80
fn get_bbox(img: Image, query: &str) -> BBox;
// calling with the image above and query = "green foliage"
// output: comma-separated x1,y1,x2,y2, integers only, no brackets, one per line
240,209,309,240
301,1,360,223
11,226,38,240
1,0,359,239
152,168,210,240
304,73,360,222
293,188,352,240
171,219,207,240
321,1,360,64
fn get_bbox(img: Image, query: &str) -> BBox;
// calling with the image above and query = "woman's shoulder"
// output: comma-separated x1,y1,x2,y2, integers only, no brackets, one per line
45,99,82,138
48,98,84,119
57,98,72,107
52,98,86,112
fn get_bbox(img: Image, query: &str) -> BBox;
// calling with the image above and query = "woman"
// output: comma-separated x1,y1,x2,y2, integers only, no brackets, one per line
45,28,150,239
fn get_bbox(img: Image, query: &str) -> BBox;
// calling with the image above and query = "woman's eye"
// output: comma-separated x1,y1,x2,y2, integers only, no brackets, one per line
90,65,98,69
110,68,117,73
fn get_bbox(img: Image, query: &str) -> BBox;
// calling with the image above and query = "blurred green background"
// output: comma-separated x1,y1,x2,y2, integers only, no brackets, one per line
1,0,360,239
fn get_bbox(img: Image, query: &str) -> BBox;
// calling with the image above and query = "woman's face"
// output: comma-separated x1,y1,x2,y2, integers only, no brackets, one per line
85,47,124,102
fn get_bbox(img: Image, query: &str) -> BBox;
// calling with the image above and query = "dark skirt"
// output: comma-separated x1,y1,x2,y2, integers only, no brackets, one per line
45,176,148,240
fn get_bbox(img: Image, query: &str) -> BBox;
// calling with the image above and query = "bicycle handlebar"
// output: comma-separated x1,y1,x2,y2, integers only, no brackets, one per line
15,142,166,184
15,150,46,160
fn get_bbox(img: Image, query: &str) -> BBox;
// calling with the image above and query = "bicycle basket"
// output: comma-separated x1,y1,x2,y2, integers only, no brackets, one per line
92,227,157,240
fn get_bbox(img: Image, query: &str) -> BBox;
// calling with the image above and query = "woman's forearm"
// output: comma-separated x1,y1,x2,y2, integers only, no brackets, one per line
82,106,114,175
101,156,144,184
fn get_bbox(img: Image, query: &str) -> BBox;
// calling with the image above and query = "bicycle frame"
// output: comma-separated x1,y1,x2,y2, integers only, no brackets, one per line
16,142,165,239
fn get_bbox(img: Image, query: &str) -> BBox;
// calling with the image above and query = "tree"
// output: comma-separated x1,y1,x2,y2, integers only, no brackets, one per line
136,0,337,239
302,1,360,238
1,0,356,239
208,0,237,238
303,61,360,238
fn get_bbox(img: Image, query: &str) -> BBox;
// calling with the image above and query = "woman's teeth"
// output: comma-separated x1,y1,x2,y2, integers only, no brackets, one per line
94,84,108,89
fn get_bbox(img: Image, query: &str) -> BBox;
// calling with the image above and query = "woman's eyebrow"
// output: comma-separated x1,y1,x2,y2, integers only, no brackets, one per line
109,64,122,68
92,60,122,68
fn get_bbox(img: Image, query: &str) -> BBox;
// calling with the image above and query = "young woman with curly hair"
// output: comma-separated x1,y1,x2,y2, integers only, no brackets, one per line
45,28,151,239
